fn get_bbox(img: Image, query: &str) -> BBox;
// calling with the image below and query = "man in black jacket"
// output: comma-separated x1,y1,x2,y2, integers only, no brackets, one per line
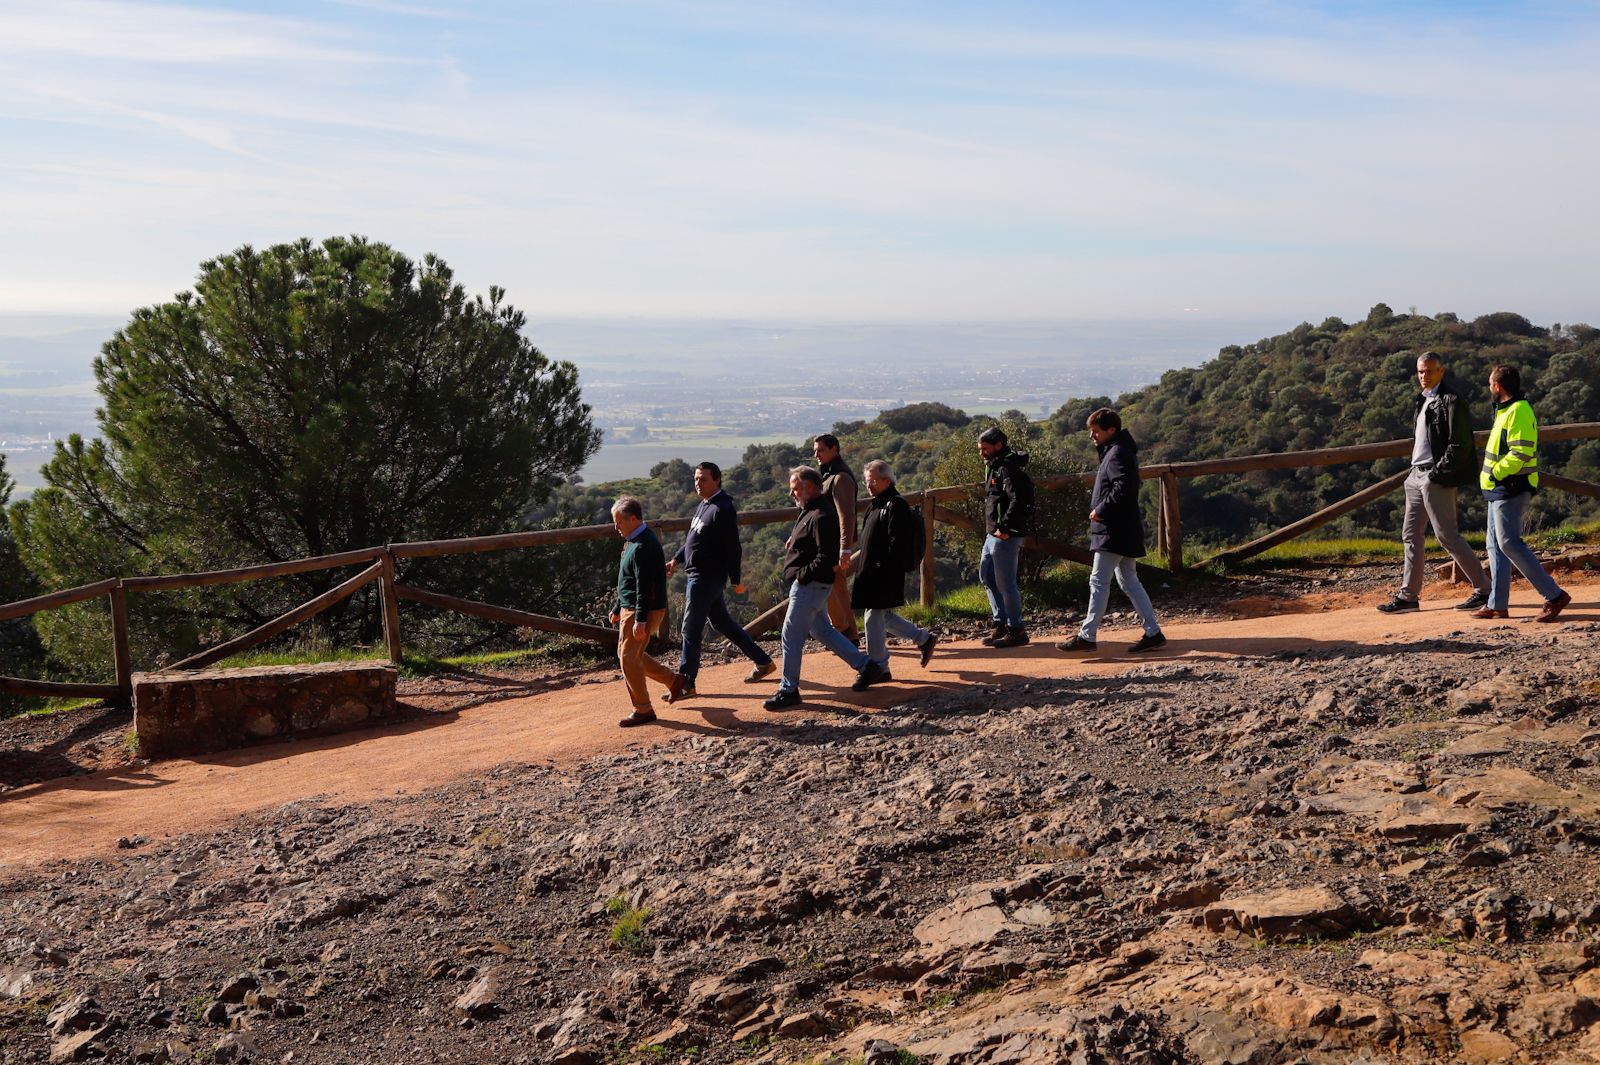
1058,409,1166,654
1377,352,1491,613
764,466,878,711
851,460,937,688
978,427,1033,648
813,434,861,642
666,462,776,698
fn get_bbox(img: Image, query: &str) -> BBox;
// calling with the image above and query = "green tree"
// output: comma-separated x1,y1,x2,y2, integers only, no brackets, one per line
11,236,599,672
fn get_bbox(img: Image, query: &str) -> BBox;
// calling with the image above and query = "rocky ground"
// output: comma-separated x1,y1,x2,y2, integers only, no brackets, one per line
4,599,1600,1063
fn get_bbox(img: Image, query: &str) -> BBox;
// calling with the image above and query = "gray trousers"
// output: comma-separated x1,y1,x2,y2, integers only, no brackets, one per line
1401,466,1488,600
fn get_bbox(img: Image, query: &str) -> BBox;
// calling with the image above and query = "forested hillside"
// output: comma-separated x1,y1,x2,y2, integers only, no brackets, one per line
1050,305,1600,543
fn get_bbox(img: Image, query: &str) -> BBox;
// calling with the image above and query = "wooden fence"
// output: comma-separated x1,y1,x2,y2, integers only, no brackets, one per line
3,422,1598,708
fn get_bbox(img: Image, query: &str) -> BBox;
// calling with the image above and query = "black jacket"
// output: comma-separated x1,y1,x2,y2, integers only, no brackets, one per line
984,449,1033,537
851,486,915,610
783,496,839,587
1412,380,1476,488
1088,429,1146,558
672,489,743,585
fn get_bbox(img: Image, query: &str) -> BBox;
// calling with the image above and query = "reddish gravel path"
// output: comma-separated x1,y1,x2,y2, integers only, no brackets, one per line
3,579,1596,871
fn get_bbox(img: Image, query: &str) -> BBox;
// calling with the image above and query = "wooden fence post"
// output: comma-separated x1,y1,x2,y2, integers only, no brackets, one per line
1161,471,1183,571
109,581,132,708
379,549,403,665
920,488,939,607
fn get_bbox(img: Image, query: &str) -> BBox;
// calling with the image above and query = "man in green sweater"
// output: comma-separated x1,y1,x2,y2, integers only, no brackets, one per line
608,497,685,726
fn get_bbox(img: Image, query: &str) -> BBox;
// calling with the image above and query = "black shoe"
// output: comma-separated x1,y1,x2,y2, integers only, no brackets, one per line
1376,596,1419,614
851,662,890,691
1056,635,1097,652
744,661,777,683
990,626,1029,648
918,633,938,668
763,688,801,711
980,622,1006,646
1128,632,1167,654
1454,590,1490,611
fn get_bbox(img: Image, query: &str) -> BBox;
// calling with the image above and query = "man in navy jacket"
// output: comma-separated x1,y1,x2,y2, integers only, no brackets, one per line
666,462,776,697
1058,408,1167,654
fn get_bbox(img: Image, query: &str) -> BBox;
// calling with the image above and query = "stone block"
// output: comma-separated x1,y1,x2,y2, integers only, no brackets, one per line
134,661,398,758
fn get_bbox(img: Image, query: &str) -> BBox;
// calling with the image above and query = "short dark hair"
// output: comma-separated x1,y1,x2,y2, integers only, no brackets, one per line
789,466,823,489
814,433,840,453
694,461,722,483
1490,364,1523,398
611,496,643,520
1087,407,1121,431
977,427,1007,447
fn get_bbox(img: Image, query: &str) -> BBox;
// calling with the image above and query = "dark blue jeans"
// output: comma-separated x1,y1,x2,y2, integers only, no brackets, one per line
679,573,772,684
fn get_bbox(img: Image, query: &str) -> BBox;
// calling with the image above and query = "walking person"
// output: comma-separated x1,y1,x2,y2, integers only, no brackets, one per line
665,461,776,698
813,433,862,643
1057,409,1166,654
1376,351,1492,613
607,497,687,727
977,427,1033,647
851,460,937,689
764,467,880,711
1471,365,1572,622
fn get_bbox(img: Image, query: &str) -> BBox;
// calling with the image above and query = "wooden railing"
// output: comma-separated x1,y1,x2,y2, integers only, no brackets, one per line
3,422,1598,707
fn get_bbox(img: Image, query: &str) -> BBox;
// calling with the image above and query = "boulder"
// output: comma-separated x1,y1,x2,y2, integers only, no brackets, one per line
1203,885,1356,940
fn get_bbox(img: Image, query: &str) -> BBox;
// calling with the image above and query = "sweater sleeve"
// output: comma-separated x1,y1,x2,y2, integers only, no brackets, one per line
723,498,743,586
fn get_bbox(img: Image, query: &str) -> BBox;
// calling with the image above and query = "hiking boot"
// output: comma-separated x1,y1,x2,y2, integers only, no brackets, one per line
1535,590,1572,623
744,661,777,683
918,633,938,668
1376,596,1419,614
1128,632,1168,654
1454,590,1490,611
990,626,1029,648
763,688,801,711
664,684,697,704
1056,635,1097,652
666,671,689,702
1470,606,1510,619
618,710,657,728
851,662,890,691
980,621,1006,646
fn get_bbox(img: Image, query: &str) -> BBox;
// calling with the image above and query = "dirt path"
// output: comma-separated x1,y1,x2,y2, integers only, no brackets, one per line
3,580,1597,871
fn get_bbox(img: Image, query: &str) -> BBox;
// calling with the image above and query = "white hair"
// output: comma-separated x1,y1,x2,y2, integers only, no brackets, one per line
863,459,893,482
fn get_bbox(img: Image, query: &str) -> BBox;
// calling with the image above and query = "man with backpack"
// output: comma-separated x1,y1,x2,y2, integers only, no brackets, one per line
850,460,937,689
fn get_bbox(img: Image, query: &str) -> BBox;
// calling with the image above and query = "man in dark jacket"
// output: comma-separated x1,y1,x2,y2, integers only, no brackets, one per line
764,467,878,711
1057,409,1166,654
607,497,686,727
851,460,937,688
978,427,1033,648
1377,352,1491,613
666,462,776,698
813,434,861,642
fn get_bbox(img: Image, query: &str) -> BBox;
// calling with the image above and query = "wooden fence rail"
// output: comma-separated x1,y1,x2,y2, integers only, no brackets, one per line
3,422,1598,706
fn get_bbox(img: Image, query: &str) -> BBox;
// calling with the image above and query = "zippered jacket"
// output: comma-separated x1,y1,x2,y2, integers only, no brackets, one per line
983,449,1033,537
1088,428,1147,558
1414,381,1477,488
783,496,840,587
1481,398,1540,500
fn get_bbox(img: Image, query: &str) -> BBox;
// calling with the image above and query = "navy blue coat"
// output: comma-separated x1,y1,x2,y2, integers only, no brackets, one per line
1088,429,1146,558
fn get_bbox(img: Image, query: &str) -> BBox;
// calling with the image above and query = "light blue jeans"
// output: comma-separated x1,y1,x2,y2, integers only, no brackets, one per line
1486,493,1564,610
980,534,1024,628
778,580,869,694
864,608,929,671
1079,551,1161,641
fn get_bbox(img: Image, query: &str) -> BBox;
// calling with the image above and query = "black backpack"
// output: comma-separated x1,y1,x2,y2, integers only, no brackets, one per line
899,502,926,572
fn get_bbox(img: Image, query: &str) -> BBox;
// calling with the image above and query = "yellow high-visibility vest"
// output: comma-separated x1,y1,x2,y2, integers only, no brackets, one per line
1480,399,1539,492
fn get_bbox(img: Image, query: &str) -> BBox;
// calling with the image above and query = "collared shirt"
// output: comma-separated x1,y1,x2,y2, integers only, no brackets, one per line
1412,385,1440,467
626,522,649,542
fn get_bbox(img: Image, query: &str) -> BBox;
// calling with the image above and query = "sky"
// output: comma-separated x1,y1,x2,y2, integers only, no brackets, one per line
1,0,1598,324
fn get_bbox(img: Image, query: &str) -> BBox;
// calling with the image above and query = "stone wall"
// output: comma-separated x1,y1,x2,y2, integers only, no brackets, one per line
133,661,399,759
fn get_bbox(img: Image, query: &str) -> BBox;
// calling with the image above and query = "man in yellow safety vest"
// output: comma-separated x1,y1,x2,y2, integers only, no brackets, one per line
1471,364,1571,623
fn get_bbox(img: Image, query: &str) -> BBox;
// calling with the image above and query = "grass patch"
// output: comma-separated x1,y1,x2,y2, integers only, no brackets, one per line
606,897,652,955
214,642,606,679
18,697,100,719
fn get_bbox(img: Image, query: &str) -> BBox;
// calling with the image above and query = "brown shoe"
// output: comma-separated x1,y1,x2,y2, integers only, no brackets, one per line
1470,607,1510,619
619,710,658,728
1535,590,1572,623
666,671,688,702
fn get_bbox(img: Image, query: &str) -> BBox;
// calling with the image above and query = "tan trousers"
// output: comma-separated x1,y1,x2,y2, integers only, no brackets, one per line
827,556,857,636
618,608,675,711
